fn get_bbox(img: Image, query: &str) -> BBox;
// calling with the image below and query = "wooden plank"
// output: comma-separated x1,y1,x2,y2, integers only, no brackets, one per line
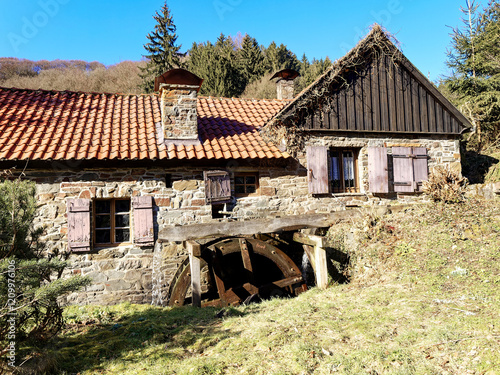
329,92,339,130
371,59,381,132
379,58,390,131
185,240,201,257
367,147,389,193
354,74,365,131
393,146,414,193
362,69,372,131
293,232,326,247
68,198,91,252
158,211,364,242
239,238,254,284
411,80,421,132
347,80,356,130
306,145,329,194
402,68,413,132
395,63,405,132
386,56,397,132
338,90,347,130
427,94,436,133
419,85,429,133
189,252,201,307
132,196,154,246
435,101,444,133
443,109,451,133
314,245,328,289
412,147,428,192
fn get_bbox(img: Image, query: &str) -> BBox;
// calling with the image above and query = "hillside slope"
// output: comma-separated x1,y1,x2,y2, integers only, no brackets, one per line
21,198,500,375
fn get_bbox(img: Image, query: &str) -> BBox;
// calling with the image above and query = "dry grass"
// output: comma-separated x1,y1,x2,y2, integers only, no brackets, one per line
15,198,500,375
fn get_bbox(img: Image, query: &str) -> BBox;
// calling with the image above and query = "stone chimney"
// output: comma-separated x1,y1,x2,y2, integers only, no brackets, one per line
155,69,203,141
271,69,300,100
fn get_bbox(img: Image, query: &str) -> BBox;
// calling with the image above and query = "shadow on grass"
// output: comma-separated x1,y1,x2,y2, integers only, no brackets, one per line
20,304,245,374
462,151,499,184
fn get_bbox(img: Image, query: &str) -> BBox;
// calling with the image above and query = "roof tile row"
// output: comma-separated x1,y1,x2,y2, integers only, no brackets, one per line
0,87,289,162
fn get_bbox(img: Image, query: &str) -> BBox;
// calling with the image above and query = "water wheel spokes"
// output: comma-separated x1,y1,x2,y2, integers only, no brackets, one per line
167,237,307,307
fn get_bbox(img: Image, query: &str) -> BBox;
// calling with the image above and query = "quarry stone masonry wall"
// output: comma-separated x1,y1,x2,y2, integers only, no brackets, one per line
28,134,461,305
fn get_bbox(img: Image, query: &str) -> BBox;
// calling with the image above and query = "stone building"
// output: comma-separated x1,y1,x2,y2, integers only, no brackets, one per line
0,26,470,306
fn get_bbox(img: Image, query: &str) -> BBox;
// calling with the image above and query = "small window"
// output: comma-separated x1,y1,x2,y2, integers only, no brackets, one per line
234,173,259,196
94,199,131,245
329,149,359,193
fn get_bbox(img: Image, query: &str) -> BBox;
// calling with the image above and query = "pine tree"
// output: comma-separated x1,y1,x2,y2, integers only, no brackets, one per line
0,178,90,360
444,0,500,147
140,1,181,93
238,34,265,85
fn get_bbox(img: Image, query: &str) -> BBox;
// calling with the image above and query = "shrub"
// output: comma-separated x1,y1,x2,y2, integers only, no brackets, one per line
422,166,468,203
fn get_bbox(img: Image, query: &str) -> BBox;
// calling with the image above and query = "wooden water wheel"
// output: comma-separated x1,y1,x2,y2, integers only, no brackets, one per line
167,237,307,307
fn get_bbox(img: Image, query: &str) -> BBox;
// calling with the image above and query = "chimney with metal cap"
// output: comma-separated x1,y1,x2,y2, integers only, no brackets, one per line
155,69,203,141
271,69,300,100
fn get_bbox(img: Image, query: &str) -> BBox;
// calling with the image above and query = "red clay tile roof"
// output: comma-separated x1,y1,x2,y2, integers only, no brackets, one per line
0,87,289,161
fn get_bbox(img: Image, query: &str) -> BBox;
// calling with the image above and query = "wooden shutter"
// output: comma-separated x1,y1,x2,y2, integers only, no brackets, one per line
392,147,428,192
306,146,329,194
412,147,428,192
367,147,389,193
393,147,414,192
204,171,231,204
132,196,154,246
67,198,91,252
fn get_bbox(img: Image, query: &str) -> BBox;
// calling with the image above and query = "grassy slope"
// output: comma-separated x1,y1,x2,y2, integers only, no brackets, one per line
28,198,500,375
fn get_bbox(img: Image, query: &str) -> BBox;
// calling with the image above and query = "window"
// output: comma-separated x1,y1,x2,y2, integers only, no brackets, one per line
234,173,258,196
329,148,359,193
94,199,131,245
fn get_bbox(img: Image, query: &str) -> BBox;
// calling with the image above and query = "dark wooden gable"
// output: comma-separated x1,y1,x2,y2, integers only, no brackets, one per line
271,26,471,135
300,56,466,134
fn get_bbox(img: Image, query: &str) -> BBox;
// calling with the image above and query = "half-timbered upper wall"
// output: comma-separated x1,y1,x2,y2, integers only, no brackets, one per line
300,56,464,135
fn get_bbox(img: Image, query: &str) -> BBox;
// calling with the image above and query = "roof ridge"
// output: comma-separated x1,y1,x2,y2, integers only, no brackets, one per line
0,86,152,98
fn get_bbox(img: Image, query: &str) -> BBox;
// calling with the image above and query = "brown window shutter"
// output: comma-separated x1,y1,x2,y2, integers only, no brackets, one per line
306,146,329,194
67,198,91,252
392,147,428,192
367,147,389,193
132,196,154,246
204,171,231,204
392,147,414,192
412,147,428,192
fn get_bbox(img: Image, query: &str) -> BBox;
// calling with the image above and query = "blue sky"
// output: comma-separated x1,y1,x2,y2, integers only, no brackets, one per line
0,0,482,82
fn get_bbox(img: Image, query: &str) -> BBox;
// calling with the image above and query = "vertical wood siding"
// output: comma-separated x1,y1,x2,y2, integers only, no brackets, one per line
301,58,463,134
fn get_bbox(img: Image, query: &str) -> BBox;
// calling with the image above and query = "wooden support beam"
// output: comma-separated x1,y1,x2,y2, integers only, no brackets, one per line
185,240,201,307
314,245,328,289
295,233,328,290
159,211,362,242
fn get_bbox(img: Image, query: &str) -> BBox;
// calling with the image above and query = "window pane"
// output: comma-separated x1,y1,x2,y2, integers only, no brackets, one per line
115,200,130,213
115,214,130,228
235,185,245,194
95,229,111,244
343,151,354,187
95,215,110,228
115,229,130,242
245,176,256,185
95,201,110,214
330,155,341,183
234,176,245,185
246,185,256,193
